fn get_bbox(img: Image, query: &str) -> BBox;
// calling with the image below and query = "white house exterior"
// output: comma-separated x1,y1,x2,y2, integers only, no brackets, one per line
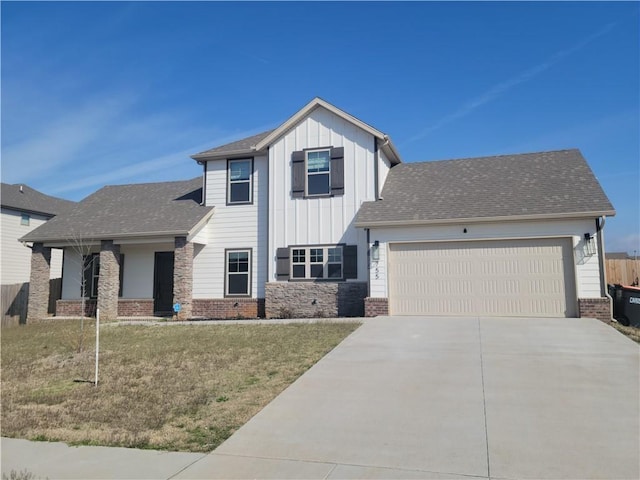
22,98,615,322
1,184,74,285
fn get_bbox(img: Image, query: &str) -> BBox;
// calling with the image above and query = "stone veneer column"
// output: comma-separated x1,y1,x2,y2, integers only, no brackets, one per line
173,236,193,320
27,242,51,322
97,240,120,320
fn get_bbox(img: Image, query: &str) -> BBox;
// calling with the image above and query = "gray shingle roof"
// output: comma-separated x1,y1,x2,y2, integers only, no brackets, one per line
21,178,213,243
356,149,615,226
1,183,75,216
193,129,275,158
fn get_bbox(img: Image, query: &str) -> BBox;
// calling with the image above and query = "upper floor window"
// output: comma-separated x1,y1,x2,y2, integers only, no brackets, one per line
306,150,331,196
291,147,344,198
227,159,253,204
20,214,30,226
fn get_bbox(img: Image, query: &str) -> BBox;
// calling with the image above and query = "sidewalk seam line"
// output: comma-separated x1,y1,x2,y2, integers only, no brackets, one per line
165,453,208,480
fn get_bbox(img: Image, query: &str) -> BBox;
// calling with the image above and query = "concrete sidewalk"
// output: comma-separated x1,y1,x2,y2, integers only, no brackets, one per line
3,316,639,479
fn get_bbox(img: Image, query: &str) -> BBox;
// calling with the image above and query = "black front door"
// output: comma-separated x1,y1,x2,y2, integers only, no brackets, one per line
154,252,174,314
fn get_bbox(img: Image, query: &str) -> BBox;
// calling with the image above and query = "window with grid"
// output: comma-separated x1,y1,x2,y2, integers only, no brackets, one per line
306,150,331,196
226,249,251,296
227,159,252,204
290,246,343,280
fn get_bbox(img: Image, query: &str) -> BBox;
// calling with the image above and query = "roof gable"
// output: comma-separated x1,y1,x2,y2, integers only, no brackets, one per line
356,149,615,227
191,97,402,163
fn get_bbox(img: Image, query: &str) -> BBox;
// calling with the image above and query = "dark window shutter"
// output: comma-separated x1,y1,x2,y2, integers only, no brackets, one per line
330,147,344,196
83,255,92,298
343,245,357,279
119,254,125,297
276,247,290,280
291,150,305,198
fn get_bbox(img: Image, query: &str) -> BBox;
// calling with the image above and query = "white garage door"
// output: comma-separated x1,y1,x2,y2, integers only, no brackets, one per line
388,238,576,317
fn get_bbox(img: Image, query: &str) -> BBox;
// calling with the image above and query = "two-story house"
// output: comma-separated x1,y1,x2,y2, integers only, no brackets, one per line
1,183,75,285
21,98,615,322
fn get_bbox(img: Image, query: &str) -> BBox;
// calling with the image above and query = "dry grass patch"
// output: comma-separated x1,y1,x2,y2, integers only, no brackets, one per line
610,321,640,343
2,319,359,452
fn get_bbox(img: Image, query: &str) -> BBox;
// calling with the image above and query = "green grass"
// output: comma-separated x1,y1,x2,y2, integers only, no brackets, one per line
1,319,359,452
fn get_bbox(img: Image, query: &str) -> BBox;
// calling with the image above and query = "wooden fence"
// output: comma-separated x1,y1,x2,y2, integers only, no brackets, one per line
1,278,62,327
606,259,639,286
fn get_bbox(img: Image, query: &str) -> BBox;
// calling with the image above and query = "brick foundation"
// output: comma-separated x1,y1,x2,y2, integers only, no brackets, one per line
578,297,612,323
265,282,367,319
192,298,265,319
56,299,97,317
118,299,154,317
364,297,389,317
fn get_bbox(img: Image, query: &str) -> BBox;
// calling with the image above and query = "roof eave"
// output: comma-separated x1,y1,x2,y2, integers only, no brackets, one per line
191,148,259,162
20,209,215,245
355,210,616,228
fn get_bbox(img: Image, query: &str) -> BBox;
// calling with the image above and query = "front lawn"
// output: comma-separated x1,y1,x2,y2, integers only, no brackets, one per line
1,319,359,452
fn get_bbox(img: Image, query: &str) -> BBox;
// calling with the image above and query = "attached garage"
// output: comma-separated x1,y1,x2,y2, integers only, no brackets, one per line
388,238,577,317
356,149,616,321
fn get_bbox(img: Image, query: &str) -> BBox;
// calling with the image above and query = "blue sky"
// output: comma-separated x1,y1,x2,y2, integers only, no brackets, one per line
2,1,638,254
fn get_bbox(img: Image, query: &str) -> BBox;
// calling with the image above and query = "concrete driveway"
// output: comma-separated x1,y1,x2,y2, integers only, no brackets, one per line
178,316,639,479
2,316,638,479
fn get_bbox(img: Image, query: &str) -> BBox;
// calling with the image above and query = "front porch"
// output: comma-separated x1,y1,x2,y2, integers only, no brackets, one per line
27,236,194,321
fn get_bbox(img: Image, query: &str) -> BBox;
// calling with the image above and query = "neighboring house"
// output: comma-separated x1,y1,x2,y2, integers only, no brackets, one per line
606,252,633,260
1,183,75,285
21,98,616,322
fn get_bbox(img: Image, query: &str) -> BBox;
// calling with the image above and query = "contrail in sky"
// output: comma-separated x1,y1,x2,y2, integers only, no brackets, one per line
406,22,617,143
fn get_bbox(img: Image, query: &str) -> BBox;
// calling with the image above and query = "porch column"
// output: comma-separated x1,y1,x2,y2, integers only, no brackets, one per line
173,236,193,320
97,240,120,320
27,242,51,322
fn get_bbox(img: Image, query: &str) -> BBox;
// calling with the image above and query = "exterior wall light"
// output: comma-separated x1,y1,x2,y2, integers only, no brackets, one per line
584,233,596,256
371,240,380,262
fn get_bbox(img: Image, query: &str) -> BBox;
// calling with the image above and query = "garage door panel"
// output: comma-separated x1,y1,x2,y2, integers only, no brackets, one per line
389,239,576,317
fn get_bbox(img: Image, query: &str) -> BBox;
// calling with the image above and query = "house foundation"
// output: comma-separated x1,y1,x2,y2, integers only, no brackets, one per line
578,297,612,323
265,282,367,319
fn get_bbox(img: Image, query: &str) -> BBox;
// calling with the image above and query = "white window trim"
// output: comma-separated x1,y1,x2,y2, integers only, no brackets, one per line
305,149,331,197
227,158,253,204
290,245,343,280
225,248,252,297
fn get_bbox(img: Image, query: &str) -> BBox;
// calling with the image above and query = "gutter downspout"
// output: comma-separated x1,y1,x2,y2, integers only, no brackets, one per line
366,228,371,298
596,216,613,321
373,138,379,201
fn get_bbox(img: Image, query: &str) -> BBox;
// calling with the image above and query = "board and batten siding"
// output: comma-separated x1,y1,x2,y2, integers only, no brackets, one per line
377,149,392,199
268,107,375,281
368,218,603,300
192,155,268,298
1,208,63,284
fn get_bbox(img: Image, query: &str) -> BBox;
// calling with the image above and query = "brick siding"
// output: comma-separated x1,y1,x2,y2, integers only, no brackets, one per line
192,298,265,319
56,299,97,317
118,299,154,317
364,297,389,317
578,297,612,323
